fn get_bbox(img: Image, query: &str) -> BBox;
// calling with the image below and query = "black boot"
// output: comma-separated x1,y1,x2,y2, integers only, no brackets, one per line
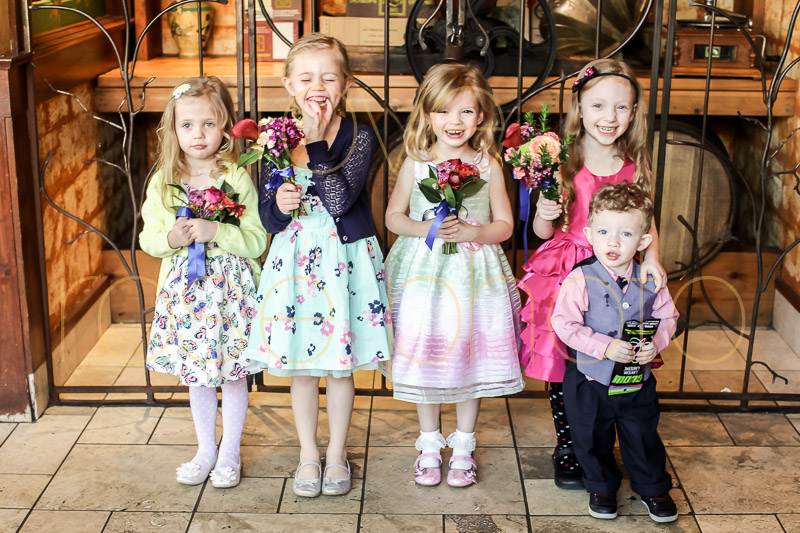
553,447,584,490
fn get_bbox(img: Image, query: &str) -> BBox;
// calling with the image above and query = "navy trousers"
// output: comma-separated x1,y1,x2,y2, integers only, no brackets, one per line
562,362,672,497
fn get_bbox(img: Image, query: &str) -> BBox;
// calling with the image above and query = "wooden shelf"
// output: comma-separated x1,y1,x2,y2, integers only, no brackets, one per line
95,56,797,116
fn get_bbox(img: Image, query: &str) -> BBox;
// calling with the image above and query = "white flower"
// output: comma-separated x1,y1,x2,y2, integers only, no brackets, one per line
257,131,269,147
267,137,277,149
258,118,269,126
172,83,191,100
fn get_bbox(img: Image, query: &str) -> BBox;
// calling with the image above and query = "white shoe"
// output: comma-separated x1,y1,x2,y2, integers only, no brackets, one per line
176,460,214,485
209,459,241,488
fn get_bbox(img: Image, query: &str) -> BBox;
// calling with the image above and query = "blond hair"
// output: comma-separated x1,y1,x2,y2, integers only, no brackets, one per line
588,182,653,232
156,76,237,206
560,59,652,229
404,63,498,162
284,33,352,117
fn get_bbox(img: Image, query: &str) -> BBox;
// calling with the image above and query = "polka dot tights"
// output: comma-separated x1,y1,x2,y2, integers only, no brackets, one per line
189,379,249,470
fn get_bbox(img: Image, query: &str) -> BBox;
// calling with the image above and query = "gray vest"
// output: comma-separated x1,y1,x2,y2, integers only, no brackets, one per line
574,257,657,386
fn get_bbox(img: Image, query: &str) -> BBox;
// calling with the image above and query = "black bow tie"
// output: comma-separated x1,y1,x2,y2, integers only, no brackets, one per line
616,277,628,290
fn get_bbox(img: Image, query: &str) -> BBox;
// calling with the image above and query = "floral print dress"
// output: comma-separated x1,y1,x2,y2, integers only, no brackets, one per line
146,180,266,387
246,167,391,377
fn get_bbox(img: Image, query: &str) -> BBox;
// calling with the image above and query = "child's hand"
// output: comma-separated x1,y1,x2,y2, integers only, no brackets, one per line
185,218,218,244
641,256,667,291
168,217,193,248
449,218,480,243
433,215,459,240
276,182,302,215
636,342,658,364
305,97,335,143
535,196,562,221
604,339,636,363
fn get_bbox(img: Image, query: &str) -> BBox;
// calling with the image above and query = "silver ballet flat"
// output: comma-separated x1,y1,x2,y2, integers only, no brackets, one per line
293,461,322,497
322,459,351,496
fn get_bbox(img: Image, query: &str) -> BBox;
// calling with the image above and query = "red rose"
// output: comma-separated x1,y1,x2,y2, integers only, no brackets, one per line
204,187,224,204
502,123,523,149
448,171,464,188
231,118,259,141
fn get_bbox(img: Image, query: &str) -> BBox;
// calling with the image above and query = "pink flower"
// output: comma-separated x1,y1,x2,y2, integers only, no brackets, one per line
321,321,334,336
290,221,303,232
528,135,562,162
204,187,224,204
296,295,305,304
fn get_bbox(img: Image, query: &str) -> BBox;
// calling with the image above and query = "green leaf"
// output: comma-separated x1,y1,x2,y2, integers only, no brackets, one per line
418,182,443,204
237,149,262,168
420,177,438,187
428,165,438,180
458,179,487,198
220,181,233,193
443,183,456,208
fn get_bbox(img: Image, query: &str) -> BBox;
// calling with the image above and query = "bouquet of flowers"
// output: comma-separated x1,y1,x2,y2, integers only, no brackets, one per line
503,104,572,258
168,181,246,285
232,116,306,217
418,159,486,254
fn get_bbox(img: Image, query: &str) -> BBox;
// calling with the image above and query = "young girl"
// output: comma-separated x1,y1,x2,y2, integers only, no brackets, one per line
385,63,524,487
517,59,667,489
140,76,268,488
245,34,391,498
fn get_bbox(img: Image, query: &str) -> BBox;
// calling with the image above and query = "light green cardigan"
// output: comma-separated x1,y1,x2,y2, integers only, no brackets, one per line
139,162,268,292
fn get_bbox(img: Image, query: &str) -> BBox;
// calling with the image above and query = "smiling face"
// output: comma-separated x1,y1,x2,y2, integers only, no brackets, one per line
429,89,484,152
579,76,636,150
283,48,352,118
174,95,223,165
583,208,652,276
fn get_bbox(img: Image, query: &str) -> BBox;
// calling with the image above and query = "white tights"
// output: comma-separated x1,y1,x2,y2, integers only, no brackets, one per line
189,378,249,470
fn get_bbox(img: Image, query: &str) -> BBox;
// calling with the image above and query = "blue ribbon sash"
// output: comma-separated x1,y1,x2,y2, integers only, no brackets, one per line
519,182,532,262
177,206,206,286
425,199,458,250
266,163,296,190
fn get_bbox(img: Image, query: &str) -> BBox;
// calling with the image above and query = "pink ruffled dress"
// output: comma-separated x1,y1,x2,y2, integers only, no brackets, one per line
517,159,635,382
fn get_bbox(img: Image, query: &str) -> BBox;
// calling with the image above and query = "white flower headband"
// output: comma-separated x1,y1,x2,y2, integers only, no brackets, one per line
172,83,192,100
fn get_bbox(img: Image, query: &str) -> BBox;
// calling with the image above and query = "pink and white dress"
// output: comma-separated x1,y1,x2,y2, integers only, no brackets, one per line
518,159,635,382
385,157,524,404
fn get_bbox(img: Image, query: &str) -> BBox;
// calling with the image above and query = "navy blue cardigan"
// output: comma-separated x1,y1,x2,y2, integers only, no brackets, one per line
258,118,378,244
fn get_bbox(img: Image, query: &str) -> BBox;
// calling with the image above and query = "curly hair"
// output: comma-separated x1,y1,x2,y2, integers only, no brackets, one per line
588,182,653,232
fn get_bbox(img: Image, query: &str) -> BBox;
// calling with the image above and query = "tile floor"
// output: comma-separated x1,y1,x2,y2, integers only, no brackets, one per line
0,325,798,532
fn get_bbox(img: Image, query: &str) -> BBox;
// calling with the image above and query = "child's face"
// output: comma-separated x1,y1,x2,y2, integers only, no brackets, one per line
579,77,636,149
429,89,483,152
583,209,652,275
283,49,351,118
174,95,223,165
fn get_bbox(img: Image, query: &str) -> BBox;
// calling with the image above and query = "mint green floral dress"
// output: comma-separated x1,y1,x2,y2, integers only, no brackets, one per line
245,167,391,377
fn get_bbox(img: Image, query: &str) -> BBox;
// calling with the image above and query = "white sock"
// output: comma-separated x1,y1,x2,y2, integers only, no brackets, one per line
415,430,445,468
217,378,249,470
448,429,476,470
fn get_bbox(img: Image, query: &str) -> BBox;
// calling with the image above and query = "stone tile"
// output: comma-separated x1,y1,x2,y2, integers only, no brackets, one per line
444,514,527,532
104,512,191,533
695,514,784,533
80,327,141,368
691,370,774,407
650,369,702,392
42,406,97,417
442,398,513,447
241,446,365,479
660,328,745,371
369,396,420,447
0,424,16,446
788,414,800,434
525,479,688,517
78,407,163,445
64,364,122,387
0,509,27,532
0,474,50,508
359,514,442,533
243,395,370,447
197,477,284,513
778,514,800,533
0,413,91,474
36,444,202,511
669,446,800,514
528,516,700,532
733,328,800,371
58,392,108,401
719,413,800,446
149,408,222,445
518,447,554,479
363,447,525,515
754,369,800,394
280,479,363,514
508,399,555,447
659,413,733,446
19,510,110,533
188,513,358,532
113,367,179,387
